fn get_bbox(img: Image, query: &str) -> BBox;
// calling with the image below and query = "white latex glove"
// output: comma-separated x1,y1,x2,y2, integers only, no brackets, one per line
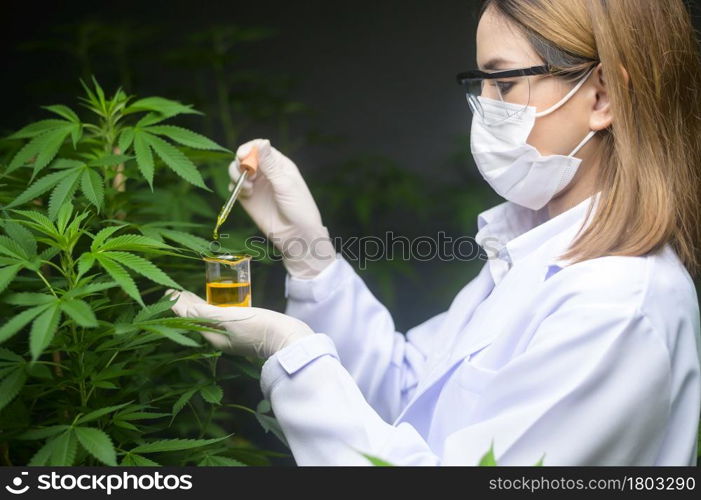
166,289,314,359
228,138,336,279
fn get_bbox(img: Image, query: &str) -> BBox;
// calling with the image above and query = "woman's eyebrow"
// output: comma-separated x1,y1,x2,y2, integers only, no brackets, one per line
479,57,515,70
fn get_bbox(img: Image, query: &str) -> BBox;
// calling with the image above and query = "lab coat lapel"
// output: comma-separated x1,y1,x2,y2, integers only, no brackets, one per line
394,262,496,423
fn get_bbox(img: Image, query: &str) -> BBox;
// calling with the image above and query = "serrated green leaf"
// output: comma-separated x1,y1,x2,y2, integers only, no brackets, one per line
132,296,177,322
116,411,171,421
42,104,80,123
121,453,161,466
32,125,75,178
38,246,61,261
91,76,106,107
158,229,212,254
76,253,95,280
97,234,172,252
28,439,55,466
143,133,208,190
0,347,23,362
90,362,135,382
7,119,69,140
0,366,20,378
92,381,118,389
255,412,287,447
126,97,201,118
141,317,226,335
4,292,55,306
142,324,199,347
70,125,83,148
60,298,98,327
0,235,28,260
7,133,46,173
74,426,117,466
26,362,52,379
80,168,104,211
198,455,245,466
76,402,133,425
29,303,61,361
199,384,223,405
2,220,37,257
0,368,27,411
133,132,155,188
48,170,81,220
145,125,229,152
89,154,132,167
64,280,117,299
55,199,74,233
16,425,70,441
118,127,134,152
51,158,85,170
90,225,125,251
50,430,77,466
11,209,59,239
0,303,54,344
478,441,497,466
361,452,394,466
171,388,197,419
113,420,139,431
95,255,144,307
103,251,181,289
136,112,169,127
130,434,232,454
79,78,99,109
257,399,269,413
0,264,22,294
6,168,77,208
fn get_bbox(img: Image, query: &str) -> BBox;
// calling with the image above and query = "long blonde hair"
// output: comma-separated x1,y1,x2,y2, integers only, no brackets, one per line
481,0,701,277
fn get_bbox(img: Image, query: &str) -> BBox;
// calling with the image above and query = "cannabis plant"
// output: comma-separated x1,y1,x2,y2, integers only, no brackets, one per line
0,78,280,466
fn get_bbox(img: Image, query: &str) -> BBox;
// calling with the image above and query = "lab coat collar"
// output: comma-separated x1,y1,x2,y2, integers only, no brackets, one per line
475,191,602,281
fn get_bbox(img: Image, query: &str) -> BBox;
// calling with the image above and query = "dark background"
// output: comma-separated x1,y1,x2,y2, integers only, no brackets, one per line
1,1,478,181
3,0,701,328
2,0,701,463
1,0,520,332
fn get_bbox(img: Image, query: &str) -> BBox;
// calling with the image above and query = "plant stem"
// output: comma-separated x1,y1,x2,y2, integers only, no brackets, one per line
186,400,203,430
51,352,64,378
224,403,256,415
35,270,57,297
84,350,119,404
199,405,215,439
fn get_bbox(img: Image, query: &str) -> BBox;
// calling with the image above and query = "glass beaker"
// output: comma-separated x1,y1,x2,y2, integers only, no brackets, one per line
204,254,252,307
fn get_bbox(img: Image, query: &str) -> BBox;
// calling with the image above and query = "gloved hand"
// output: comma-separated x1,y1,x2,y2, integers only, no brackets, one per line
228,138,336,279
166,289,314,359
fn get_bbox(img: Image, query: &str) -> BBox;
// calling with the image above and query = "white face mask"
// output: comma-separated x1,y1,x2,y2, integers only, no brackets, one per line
469,67,597,210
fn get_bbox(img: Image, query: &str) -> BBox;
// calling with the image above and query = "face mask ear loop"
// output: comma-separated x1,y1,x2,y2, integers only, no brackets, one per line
569,129,597,157
533,66,596,118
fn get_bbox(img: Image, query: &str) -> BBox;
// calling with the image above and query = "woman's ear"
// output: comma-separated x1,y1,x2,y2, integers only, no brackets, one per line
590,62,614,131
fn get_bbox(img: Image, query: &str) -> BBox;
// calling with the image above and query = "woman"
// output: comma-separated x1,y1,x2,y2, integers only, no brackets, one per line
168,0,701,465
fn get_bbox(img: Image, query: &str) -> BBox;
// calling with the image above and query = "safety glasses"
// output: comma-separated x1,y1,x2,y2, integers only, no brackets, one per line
456,64,551,126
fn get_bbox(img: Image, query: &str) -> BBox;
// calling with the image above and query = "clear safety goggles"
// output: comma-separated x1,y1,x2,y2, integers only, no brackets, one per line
455,64,551,126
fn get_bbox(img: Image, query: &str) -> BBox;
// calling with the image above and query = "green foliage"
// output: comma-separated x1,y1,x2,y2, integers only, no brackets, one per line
477,441,545,466
359,442,546,466
0,77,275,466
361,452,395,466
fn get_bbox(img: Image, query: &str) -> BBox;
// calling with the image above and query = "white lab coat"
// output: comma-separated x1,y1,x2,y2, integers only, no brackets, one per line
259,192,701,465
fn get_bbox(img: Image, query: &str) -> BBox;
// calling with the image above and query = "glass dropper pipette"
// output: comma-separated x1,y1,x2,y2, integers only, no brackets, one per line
212,145,259,240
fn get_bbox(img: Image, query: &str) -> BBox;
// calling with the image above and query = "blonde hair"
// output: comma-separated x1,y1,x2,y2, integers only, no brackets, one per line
481,0,701,277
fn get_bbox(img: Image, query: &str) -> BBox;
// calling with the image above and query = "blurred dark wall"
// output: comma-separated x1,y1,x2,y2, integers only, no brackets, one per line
1,0,480,181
